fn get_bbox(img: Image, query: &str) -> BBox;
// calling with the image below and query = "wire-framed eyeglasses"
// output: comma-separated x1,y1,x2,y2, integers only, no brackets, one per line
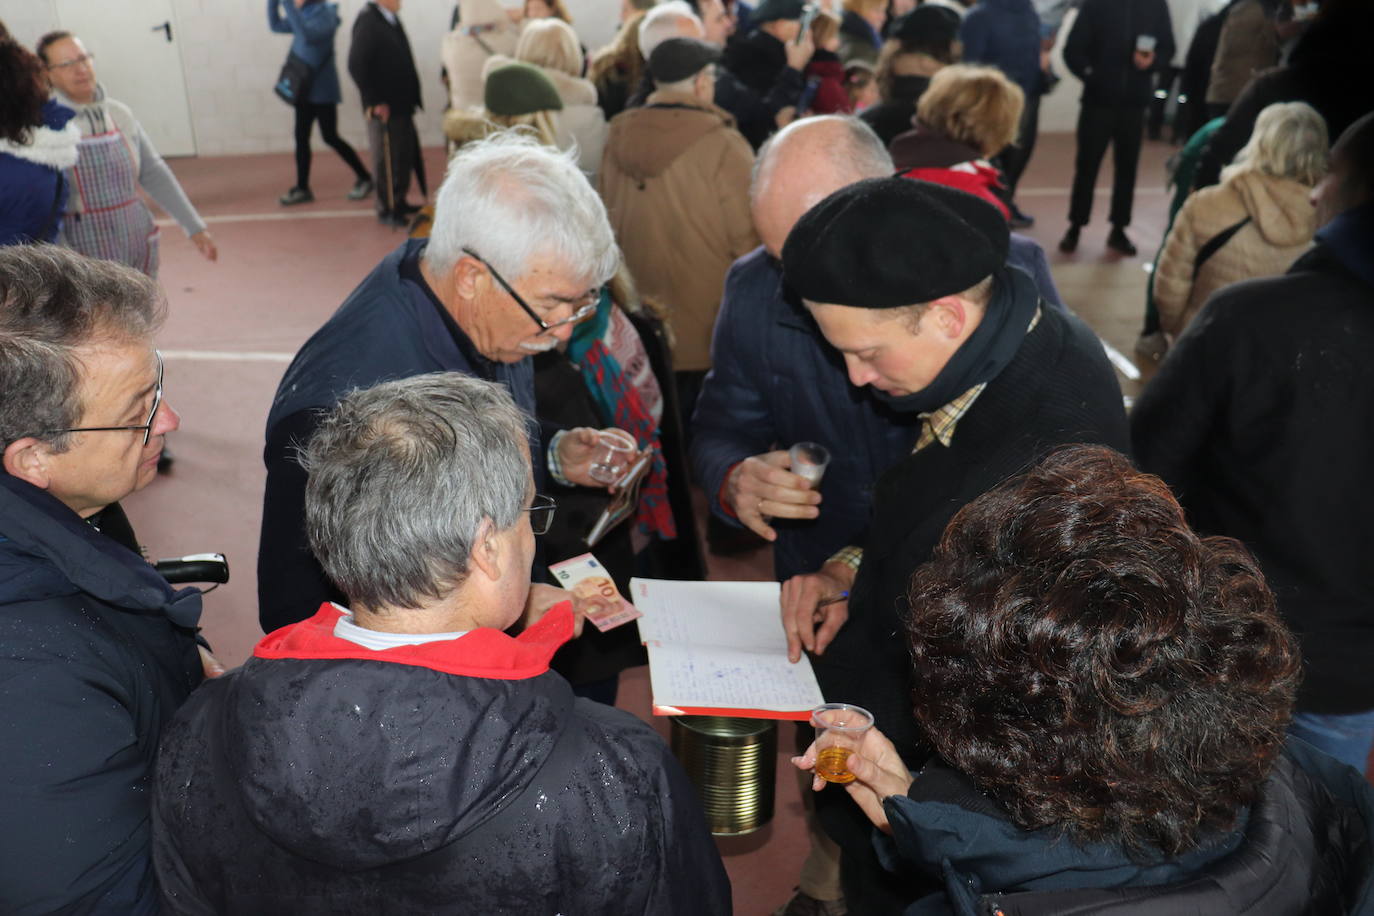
36,351,164,446
461,247,599,335
523,493,557,535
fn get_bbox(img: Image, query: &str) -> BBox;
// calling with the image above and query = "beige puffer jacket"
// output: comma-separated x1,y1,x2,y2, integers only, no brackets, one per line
1153,169,1315,336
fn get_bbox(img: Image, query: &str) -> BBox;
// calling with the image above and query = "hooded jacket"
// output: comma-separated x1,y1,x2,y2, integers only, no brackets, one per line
1152,167,1316,335
1133,203,1374,716
0,474,203,915
598,90,758,372
0,98,79,246
880,740,1374,915
151,602,730,914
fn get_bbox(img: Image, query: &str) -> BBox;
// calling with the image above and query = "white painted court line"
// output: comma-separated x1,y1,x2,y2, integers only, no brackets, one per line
161,349,294,363
154,209,375,227
1101,339,1142,381
1017,187,1167,196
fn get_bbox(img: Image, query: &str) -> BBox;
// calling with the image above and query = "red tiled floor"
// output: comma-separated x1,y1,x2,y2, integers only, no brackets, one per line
125,131,1176,914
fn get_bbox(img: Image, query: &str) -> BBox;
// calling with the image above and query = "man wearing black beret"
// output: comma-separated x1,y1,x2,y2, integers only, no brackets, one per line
782,176,1130,913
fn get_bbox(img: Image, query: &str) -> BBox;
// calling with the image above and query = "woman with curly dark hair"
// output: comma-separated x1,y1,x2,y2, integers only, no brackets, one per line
0,37,78,245
796,445,1374,914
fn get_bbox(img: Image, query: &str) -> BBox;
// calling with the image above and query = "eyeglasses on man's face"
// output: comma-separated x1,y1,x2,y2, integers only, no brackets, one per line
47,52,95,71
522,493,557,535
461,247,599,336
35,351,164,447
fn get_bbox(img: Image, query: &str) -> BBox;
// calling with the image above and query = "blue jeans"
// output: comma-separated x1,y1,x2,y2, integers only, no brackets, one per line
1288,709,1374,774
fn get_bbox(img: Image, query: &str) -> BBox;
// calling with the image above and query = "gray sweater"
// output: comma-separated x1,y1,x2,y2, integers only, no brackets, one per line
54,85,206,237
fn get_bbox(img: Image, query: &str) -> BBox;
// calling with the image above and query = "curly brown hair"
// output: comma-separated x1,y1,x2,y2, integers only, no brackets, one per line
0,39,46,144
906,445,1300,858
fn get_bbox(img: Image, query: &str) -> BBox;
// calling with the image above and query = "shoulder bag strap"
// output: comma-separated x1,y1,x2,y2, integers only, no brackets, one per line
1193,216,1252,279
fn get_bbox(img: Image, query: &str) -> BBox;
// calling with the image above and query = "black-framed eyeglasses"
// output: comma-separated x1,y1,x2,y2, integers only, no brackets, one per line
523,493,557,535
36,351,164,446
461,247,599,336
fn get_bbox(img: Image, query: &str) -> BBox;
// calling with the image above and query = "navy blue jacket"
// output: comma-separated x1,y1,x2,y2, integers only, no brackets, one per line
0,100,75,246
691,238,1065,582
257,239,540,634
882,740,1374,914
959,0,1043,98
268,0,345,105
0,474,202,915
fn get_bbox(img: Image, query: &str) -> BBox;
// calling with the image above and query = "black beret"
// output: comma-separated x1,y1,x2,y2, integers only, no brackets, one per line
781,177,1009,308
889,5,960,47
751,0,807,24
648,37,721,84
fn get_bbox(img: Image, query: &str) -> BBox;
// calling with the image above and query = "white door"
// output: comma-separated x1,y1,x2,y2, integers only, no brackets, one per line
54,0,197,156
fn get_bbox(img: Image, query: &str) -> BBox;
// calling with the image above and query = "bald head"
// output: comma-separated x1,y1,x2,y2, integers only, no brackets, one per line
1313,111,1374,229
751,116,893,257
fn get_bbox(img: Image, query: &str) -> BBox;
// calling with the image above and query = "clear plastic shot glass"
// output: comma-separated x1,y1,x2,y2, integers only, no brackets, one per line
810,703,874,784
789,441,831,487
588,429,637,485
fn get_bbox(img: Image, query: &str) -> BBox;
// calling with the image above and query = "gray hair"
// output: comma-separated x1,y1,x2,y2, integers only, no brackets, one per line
302,373,532,614
0,244,163,452
1226,101,1329,187
423,131,618,287
751,115,893,202
639,1,702,57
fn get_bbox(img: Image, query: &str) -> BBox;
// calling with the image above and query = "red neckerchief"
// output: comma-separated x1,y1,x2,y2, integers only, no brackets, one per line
254,601,575,681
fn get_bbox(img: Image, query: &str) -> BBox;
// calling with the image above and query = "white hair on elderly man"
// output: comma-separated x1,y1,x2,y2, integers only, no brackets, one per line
424,131,619,289
639,0,702,57
301,372,532,614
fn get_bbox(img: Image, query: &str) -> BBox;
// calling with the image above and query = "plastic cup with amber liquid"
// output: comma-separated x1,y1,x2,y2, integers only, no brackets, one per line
810,703,874,784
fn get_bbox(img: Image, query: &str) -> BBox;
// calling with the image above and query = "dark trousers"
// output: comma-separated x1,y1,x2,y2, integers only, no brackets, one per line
997,87,1040,197
366,111,422,217
293,103,370,191
1069,103,1145,228
1146,65,1182,141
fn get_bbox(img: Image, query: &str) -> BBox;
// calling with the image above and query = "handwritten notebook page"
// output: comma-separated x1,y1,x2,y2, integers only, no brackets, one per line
631,578,825,717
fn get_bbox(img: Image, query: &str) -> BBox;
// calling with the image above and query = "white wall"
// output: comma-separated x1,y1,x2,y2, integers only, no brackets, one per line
1,0,619,157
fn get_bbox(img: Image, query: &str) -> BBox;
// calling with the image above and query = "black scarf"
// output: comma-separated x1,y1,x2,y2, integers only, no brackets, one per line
871,267,1039,415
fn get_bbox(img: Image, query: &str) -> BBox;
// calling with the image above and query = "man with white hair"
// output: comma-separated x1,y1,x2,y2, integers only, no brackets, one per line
156,373,731,912
258,134,629,635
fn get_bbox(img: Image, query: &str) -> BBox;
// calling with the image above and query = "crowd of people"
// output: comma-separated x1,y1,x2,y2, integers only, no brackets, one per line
2,0,1374,913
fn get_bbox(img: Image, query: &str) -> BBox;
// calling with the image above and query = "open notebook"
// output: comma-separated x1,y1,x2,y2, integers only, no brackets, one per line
631,578,825,721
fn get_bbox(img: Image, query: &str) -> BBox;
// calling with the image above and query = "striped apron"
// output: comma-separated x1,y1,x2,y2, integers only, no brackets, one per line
61,127,159,277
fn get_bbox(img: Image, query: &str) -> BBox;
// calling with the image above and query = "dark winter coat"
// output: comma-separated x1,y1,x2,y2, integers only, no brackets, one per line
839,10,882,66
859,74,930,146
691,249,1065,583
152,603,731,914
257,239,540,634
882,741,1374,915
959,0,1042,98
1132,203,1374,715
0,474,203,914
720,29,804,147
347,2,422,113
0,99,78,246
813,274,1130,769
1063,0,1176,107
268,0,345,105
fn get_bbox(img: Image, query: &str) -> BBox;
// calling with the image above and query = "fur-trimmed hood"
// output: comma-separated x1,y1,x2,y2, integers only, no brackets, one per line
0,99,79,170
